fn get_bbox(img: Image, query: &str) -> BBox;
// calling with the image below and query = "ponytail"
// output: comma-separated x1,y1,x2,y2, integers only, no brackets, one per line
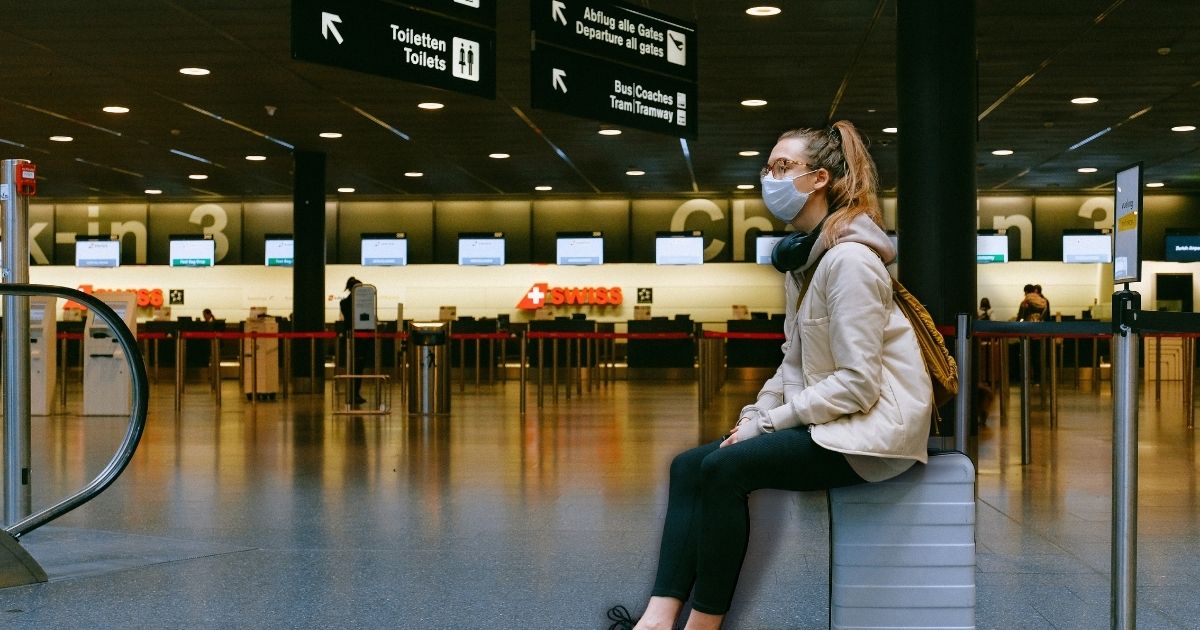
776,120,883,246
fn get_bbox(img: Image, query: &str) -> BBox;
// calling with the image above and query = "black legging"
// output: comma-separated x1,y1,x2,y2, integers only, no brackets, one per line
651,428,866,615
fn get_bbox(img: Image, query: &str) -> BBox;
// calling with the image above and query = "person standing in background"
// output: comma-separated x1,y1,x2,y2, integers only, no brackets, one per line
978,297,992,321
339,277,368,405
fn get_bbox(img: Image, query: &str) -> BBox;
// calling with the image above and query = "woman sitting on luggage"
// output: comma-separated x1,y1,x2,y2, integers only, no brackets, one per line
609,121,933,630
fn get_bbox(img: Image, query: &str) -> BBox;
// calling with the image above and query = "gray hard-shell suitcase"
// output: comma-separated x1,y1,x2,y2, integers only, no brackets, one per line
828,451,976,629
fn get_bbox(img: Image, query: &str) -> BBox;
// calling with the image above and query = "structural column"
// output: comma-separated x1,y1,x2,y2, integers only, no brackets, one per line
292,150,326,393
896,1,977,442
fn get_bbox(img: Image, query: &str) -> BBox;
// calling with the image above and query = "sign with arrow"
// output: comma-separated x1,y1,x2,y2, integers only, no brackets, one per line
531,0,696,82
291,0,496,98
531,42,697,139
530,0,697,138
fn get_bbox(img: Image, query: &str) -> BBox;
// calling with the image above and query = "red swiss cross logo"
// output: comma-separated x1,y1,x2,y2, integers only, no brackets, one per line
516,283,550,310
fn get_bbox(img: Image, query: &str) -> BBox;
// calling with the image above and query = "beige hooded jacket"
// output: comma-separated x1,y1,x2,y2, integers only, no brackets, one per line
735,213,933,481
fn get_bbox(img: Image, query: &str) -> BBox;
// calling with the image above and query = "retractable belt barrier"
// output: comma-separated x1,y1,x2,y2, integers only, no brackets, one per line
519,331,694,411
448,332,516,393
173,330,338,410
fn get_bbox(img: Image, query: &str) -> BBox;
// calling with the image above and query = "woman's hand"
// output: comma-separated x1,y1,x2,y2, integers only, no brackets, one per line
719,431,739,448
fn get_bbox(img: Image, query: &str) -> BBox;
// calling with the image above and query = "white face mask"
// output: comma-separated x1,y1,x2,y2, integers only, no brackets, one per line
760,170,817,223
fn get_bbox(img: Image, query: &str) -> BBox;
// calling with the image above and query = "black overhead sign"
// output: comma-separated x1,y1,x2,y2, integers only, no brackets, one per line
530,0,698,139
401,0,497,28
531,43,697,139
531,0,696,82
291,0,496,99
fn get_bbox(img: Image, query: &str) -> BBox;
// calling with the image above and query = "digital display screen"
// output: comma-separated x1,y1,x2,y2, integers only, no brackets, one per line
264,236,294,267
1164,231,1200,262
75,238,120,268
976,234,1009,264
656,233,704,265
169,237,215,267
1062,230,1112,264
361,234,408,266
556,232,603,265
458,233,505,266
755,233,788,265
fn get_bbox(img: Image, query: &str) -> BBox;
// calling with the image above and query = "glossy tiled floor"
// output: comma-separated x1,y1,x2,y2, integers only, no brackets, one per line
1,371,1199,629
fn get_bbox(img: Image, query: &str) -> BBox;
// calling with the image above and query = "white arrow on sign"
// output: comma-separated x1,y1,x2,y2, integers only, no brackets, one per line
552,68,567,93
322,12,344,45
551,0,567,26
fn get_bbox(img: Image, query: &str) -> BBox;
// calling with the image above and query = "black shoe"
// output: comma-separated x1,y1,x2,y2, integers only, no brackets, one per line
606,605,637,630
354,395,367,405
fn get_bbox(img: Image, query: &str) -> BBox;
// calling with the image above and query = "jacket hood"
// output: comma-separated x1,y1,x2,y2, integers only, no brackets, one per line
799,212,896,271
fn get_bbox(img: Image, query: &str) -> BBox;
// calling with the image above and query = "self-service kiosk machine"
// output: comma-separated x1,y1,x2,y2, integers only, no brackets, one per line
29,296,58,415
83,292,138,416
242,306,279,400
353,285,378,333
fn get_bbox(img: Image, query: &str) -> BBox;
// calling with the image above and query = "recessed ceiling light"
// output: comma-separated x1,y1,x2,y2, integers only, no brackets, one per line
740,99,768,107
188,174,208,180
179,67,210,76
1146,182,1165,188
1077,167,1098,173
488,153,510,159
1071,97,1099,104
534,185,553,191
1171,125,1196,132
882,127,898,134
746,6,781,16
991,149,1014,156
626,169,645,176
598,128,622,136
417,102,444,110
337,187,355,193
245,155,266,161
144,189,163,195
404,172,423,177
102,106,129,114
49,135,73,142
738,150,760,157
319,132,343,139
737,184,755,190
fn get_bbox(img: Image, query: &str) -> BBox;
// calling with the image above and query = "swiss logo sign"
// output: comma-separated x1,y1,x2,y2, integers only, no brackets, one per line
517,283,623,310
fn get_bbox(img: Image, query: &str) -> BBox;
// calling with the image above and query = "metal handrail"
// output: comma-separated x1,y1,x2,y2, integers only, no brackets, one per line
0,284,148,538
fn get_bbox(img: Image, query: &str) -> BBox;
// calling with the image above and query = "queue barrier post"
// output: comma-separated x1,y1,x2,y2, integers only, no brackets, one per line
1020,335,1032,465
954,314,969,455
519,331,527,413
1111,291,1140,630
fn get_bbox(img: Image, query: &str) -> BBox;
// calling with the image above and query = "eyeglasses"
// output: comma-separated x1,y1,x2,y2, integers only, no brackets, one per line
760,157,811,180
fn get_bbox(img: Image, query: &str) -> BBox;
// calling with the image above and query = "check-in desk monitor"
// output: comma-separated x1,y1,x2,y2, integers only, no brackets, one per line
169,235,216,267
556,232,604,265
754,232,789,265
976,233,1009,264
83,292,138,416
656,231,704,265
1164,230,1200,262
29,296,58,415
459,232,505,266
75,235,120,268
264,234,294,267
1063,229,1112,264
361,233,408,266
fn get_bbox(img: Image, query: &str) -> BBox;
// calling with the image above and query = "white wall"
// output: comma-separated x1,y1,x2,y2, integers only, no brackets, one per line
30,260,1198,325
29,263,789,324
